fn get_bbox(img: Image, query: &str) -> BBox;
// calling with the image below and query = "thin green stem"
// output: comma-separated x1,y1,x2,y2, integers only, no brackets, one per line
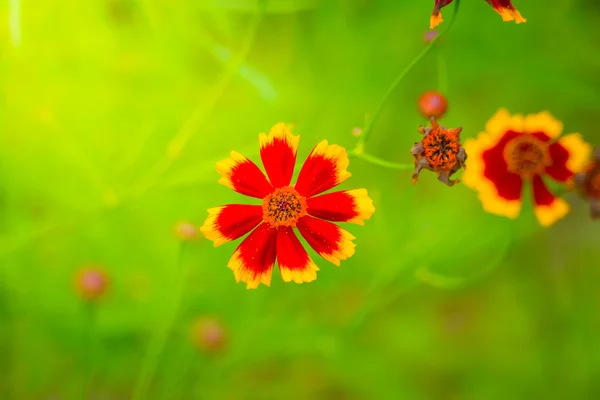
81,302,96,399
129,1,267,197
359,0,461,145
344,264,412,333
349,150,413,170
437,52,448,94
131,243,188,400
9,0,22,47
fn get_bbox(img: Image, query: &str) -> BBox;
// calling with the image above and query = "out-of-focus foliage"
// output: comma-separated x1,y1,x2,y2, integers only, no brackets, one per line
0,0,599,398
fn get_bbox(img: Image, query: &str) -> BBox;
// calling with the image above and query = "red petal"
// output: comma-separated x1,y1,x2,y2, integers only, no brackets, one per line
530,132,552,142
228,223,277,289
531,176,555,207
485,0,526,23
433,0,453,13
216,151,273,199
259,123,299,188
294,141,351,197
296,216,355,266
546,134,592,183
482,131,524,201
276,227,319,284
431,0,453,28
307,189,375,225
531,175,570,227
545,141,572,183
200,205,263,247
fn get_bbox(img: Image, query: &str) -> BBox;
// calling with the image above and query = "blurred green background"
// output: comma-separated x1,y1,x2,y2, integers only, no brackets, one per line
1,0,600,399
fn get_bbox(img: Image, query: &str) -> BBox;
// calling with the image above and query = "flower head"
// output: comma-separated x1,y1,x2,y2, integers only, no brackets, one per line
463,109,592,226
418,90,448,120
430,0,526,29
201,123,375,289
74,266,109,301
411,118,466,186
574,148,600,219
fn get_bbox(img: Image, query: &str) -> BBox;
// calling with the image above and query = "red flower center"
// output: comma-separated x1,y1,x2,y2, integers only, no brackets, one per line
423,130,459,170
262,186,307,228
503,135,551,179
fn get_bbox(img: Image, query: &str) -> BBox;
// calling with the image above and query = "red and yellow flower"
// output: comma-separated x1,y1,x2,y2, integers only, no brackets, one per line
201,123,375,289
574,148,600,219
463,109,592,226
430,0,526,29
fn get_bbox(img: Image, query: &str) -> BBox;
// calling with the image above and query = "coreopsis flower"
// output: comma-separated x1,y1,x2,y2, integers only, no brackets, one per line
430,0,526,29
418,91,448,120
201,123,375,289
574,148,600,219
74,266,109,301
411,118,466,186
463,109,592,226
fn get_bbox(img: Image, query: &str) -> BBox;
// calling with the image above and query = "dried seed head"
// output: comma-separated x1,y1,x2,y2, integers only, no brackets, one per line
411,117,466,187
574,148,600,219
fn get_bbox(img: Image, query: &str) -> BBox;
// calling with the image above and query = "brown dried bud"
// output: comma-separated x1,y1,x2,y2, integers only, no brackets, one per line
574,148,600,220
411,117,466,187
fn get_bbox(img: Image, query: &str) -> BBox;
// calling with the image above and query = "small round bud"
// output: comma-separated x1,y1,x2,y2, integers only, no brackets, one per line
190,317,227,353
75,267,109,301
418,90,448,119
424,29,439,44
351,127,363,137
174,221,199,241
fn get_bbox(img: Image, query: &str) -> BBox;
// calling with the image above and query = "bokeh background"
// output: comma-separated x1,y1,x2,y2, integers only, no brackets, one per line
1,0,600,398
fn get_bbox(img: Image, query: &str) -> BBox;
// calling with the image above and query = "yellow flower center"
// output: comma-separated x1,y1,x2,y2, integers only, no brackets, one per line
262,186,307,228
503,135,551,179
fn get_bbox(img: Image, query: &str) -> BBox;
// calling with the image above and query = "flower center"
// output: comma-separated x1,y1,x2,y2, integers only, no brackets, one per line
262,186,307,228
422,131,459,170
503,135,551,179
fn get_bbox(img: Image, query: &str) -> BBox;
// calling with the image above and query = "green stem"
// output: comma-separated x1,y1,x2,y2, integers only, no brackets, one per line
437,52,448,94
359,0,461,145
131,243,188,400
8,0,22,47
344,264,412,333
349,150,413,170
128,0,267,197
81,302,96,399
